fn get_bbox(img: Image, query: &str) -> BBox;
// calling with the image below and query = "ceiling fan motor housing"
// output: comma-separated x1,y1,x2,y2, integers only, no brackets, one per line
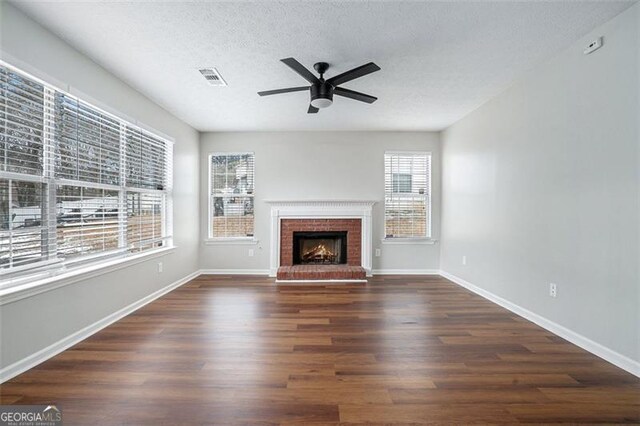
310,82,334,108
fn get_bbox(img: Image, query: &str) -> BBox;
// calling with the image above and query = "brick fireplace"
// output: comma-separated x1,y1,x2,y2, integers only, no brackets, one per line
267,201,375,281
277,219,365,280
280,219,361,266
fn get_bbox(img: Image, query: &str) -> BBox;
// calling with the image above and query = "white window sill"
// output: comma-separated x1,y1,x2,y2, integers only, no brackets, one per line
381,238,438,245
0,246,176,306
204,238,259,246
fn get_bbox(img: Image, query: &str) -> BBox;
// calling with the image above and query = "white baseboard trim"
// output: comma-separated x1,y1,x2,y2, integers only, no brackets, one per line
373,269,440,275
199,269,270,276
275,279,367,284
0,270,201,384
439,270,640,378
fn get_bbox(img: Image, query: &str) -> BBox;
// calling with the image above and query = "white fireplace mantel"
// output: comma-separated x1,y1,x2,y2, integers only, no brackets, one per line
265,200,376,277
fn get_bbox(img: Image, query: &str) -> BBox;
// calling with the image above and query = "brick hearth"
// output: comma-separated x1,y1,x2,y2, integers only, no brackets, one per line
278,218,364,281
276,265,366,281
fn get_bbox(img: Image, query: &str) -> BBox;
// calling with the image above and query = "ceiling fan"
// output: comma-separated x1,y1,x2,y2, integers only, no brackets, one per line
258,58,380,113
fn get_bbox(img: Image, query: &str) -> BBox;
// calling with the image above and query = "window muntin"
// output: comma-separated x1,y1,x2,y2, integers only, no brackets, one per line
209,153,255,239
0,61,172,284
384,152,431,238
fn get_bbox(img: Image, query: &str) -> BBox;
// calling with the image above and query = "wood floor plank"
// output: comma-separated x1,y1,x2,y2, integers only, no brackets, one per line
339,403,520,424
389,387,552,404
1,274,638,424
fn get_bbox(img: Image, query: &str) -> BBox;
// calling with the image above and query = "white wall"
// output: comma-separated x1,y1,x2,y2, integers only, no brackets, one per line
441,4,639,365
199,132,441,273
0,3,200,370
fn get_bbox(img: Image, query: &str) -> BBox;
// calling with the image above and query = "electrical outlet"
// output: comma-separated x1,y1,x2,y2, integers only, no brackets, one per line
462,256,467,266
549,283,557,298
157,262,163,273
375,248,381,257
248,249,254,257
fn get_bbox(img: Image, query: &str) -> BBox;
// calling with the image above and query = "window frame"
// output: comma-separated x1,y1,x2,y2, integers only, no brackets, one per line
0,60,174,292
206,151,257,243
383,150,432,242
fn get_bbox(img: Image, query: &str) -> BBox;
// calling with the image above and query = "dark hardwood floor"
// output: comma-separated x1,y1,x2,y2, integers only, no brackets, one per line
1,275,638,424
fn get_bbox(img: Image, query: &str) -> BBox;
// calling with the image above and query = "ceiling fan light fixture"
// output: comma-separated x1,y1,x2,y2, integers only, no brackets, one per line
310,82,334,109
310,97,333,109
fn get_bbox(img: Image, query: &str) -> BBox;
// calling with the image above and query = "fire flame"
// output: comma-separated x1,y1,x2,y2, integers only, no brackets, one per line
302,243,336,262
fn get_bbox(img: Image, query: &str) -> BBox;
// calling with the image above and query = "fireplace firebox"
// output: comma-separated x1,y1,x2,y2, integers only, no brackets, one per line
293,231,348,265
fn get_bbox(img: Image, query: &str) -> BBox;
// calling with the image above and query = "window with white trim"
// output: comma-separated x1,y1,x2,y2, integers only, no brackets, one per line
384,151,431,238
209,153,254,239
0,61,172,285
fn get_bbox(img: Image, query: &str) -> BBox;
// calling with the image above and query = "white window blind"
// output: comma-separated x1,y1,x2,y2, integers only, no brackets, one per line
384,152,431,238
55,94,121,185
209,153,254,238
126,191,164,251
0,179,52,269
55,185,122,260
125,126,167,190
0,61,172,284
0,67,45,176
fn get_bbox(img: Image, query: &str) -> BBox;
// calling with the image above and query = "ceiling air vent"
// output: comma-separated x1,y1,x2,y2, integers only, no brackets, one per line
199,68,227,86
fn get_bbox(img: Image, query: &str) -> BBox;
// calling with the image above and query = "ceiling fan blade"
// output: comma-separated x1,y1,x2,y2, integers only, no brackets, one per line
327,62,380,86
307,104,319,114
281,58,320,84
334,87,377,104
258,86,309,96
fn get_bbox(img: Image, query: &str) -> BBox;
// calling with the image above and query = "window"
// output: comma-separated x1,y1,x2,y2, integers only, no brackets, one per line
0,61,172,284
55,93,121,185
392,173,412,193
0,179,49,269
209,153,254,239
384,151,431,238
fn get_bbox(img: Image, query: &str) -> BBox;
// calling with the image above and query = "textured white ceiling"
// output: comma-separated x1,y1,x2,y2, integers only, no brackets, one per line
12,1,635,132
